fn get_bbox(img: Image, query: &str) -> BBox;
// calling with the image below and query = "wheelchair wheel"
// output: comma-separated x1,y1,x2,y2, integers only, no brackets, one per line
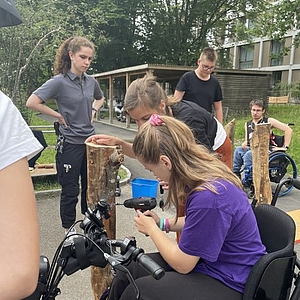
269,151,298,197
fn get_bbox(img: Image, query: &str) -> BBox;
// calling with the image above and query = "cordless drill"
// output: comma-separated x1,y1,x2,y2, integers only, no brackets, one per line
123,197,157,212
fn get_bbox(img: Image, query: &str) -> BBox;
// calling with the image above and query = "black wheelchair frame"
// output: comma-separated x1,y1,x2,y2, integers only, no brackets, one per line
242,127,298,198
242,150,298,198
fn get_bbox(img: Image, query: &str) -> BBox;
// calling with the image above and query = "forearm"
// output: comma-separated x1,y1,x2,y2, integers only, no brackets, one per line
93,97,104,111
26,95,61,119
215,108,223,124
167,216,185,232
35,103,61,119
174,90,184,100
284,128,293,147
0,158,40,299
119,140,136,158
148,223,196,273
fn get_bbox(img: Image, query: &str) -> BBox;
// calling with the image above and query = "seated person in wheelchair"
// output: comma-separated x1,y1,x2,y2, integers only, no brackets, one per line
233,99,292,179
109,114,266,300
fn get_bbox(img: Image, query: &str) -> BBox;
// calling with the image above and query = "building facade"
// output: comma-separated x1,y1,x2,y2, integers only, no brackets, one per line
222,29,300,93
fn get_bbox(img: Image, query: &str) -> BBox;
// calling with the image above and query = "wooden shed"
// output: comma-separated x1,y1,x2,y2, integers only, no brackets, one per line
93,64,271,123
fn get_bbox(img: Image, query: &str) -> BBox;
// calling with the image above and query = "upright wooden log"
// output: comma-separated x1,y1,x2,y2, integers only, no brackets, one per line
250,123,272,205
85,142,124,300
224,118,236,151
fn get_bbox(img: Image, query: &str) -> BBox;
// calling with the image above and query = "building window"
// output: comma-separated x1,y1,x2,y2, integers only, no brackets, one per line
270,71,282,91
239,45,254,69
270,40,283,66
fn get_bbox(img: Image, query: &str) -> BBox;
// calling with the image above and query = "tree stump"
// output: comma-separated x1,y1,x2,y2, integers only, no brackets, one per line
85,142,124,300
250,123,272,205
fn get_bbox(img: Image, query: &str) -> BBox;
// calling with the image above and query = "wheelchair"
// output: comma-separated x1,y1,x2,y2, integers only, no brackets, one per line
242,135,298,198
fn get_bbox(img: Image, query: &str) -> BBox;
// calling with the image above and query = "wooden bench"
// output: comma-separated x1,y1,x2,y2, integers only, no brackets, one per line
268,96,289,104
30,164,57,177
29,125,57,177
29,125,55,133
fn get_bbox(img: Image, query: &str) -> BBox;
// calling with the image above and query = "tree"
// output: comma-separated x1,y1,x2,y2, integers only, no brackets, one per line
0,0,271,110
0,0,109,106
253,0,299,45
131,0,266,66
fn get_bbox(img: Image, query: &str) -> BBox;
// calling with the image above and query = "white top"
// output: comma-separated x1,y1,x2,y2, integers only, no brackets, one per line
0,91,43,170
212,118,227,151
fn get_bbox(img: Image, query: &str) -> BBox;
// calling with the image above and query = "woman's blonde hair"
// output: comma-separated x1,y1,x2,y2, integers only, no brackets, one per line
124,75,168,111
132,115,242,218
124,75,181,115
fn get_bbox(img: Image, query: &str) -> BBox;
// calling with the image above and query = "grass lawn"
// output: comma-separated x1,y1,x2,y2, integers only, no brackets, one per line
30,103,300,190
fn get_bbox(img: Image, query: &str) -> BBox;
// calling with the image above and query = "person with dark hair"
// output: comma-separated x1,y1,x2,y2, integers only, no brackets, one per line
108,114,266,300
174,47,223,123
26,36,104,235
233,99,292,178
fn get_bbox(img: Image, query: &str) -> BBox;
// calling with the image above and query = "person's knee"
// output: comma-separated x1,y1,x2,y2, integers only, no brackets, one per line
233,146,242,156
62,184,79,197
243,151,253,168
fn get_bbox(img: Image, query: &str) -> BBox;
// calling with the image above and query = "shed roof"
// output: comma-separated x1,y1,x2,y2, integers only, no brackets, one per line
93,63,271,82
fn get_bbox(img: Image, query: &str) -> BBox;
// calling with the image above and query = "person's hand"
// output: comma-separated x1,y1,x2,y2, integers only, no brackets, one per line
241,141,249,150
57,114,67,127
271,146,287,152
134,210,159,235
157,177,169,190
85,134,121,146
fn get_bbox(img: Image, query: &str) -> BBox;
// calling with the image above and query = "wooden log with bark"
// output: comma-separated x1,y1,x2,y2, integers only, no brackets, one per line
224,118,236,154
85,142,124,300
224,118,236,144
250,123,272,205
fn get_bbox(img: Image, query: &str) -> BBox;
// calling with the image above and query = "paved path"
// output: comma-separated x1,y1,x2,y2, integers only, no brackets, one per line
36,115,300,299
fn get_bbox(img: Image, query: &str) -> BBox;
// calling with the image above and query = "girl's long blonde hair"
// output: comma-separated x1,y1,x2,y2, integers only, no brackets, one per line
132,115,242,218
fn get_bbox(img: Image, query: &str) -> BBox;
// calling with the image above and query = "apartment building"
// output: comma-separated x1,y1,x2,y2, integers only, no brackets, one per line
223,28,300,90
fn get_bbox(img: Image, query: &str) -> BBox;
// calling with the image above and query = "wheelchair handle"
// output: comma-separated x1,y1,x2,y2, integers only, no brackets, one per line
271,178,300,206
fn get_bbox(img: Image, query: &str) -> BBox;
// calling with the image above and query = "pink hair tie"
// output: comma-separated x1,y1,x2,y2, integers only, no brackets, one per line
149,114,164,126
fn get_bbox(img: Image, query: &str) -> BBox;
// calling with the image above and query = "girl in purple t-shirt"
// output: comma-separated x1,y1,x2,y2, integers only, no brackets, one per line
108,114,266,300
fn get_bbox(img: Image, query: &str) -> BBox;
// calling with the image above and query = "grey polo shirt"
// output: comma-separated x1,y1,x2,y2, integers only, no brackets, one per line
34,71,103,144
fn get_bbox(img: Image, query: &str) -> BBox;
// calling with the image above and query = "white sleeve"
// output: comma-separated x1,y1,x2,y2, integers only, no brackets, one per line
0,91,43,170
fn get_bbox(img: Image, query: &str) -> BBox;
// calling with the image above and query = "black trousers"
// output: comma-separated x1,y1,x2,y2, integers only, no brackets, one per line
108,253,243,300
56,142,87,229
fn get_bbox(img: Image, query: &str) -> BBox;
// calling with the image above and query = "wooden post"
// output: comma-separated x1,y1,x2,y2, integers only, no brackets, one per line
85,142,124,300
250,123,272,205
224,118,236,150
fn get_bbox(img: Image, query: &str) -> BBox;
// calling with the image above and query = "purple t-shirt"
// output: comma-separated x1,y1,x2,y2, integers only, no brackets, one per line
179,180,266,293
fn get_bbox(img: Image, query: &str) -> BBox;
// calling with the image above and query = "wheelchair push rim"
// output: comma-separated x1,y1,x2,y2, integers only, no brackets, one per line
269,151,298,197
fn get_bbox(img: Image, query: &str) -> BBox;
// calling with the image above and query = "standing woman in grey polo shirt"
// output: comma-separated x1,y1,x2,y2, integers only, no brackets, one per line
26,36,104,235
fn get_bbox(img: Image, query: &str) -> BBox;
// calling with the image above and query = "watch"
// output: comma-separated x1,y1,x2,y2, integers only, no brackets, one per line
285,145,289,149
92,108,98,113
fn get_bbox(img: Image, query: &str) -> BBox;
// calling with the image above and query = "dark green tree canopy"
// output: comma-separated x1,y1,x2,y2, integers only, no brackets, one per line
1,0,297,105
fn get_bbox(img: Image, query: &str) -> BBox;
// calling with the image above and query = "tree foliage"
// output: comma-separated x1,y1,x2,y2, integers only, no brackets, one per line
2,0,297,107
